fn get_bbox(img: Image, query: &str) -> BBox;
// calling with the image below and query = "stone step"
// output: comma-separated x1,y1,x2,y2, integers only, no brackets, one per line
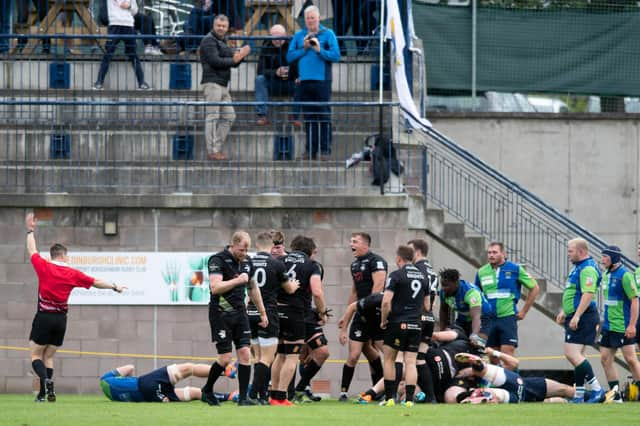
0,129,383,163
0,59,388,94
1,161,404,195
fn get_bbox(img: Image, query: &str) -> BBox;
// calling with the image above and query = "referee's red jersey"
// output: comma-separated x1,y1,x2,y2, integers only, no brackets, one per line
30,253,94,313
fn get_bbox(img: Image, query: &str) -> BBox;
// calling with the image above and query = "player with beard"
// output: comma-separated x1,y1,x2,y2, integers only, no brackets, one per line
201,231,267,406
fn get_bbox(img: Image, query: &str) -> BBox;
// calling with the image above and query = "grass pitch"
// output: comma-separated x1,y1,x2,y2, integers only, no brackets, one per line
4,395,640,426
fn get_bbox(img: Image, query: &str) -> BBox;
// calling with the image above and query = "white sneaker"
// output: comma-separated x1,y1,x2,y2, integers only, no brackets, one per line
144,45,153,55
150,46,163,56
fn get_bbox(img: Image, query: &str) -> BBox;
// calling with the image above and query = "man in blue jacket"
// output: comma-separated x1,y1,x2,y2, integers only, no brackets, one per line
287,5,340,161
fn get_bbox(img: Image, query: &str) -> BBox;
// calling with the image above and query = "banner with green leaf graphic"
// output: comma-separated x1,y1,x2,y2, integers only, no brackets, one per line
66,252,215,305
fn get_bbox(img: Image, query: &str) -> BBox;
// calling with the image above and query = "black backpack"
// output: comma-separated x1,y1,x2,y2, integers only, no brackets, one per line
371,135,403,186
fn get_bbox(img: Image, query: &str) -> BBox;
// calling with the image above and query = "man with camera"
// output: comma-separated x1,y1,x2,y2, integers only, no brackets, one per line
286,5,340,161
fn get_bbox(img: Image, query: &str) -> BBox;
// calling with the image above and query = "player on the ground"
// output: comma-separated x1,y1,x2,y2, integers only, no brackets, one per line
451,352,575,403
25,213,126,402
475,242,539,363
338,232,387,401
555,237,604,403
247,232,299,403
201,231,267,406
270,235,327,406
439,268,494,350
598,245,640,403
379,245,429,407
101,363,225,402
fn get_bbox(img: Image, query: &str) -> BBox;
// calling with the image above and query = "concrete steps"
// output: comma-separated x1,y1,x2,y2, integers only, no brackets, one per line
415,203,563,320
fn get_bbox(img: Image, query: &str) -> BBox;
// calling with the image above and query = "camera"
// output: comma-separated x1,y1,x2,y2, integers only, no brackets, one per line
309,39,317,46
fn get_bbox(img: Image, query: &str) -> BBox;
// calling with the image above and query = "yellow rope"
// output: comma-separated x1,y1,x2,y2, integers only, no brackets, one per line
3,345,636,363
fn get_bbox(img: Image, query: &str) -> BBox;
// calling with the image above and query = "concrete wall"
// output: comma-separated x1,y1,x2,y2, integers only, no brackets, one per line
0,205,428,396
1,203,621,397
430,116,640,258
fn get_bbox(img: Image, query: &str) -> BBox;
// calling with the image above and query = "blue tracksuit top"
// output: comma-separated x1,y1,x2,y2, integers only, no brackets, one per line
286,25,340,81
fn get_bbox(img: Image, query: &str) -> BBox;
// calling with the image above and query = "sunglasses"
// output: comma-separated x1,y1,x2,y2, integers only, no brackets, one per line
272,240,284,245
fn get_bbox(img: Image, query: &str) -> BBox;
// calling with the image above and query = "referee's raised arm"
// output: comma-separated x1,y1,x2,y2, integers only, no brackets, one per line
25,212,37,255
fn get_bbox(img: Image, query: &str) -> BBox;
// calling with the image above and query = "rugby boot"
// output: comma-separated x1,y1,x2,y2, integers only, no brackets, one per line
45,379,56,402
604,386,623,404
201,390,220,406
238,398,259,406
338,392,349,402
379,398,395,407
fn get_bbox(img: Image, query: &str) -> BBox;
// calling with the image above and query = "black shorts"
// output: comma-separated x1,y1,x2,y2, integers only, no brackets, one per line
278,304,305,341
598,329,637,348
29,311,67,346
564,309,599,345
209,309,251,354
138,366,180,402
349,312,373,342
383,322,422,352
249,308,280,340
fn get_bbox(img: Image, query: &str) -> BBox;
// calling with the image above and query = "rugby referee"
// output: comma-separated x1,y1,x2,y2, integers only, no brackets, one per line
25,213,126,402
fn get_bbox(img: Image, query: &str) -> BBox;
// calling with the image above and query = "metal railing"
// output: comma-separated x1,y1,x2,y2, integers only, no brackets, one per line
0,99,423,195
0,33,385,99
400,106,638,290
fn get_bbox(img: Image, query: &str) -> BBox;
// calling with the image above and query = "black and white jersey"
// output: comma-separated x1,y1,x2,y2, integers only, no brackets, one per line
248,251,289,311
351,251,388,299
414,259,438,310
304,260,326,322
278,251,321,309
208,247,252,313
385,264,427,324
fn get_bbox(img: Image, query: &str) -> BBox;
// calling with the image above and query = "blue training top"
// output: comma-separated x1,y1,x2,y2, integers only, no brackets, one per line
286,24,340,81
100,370,145,402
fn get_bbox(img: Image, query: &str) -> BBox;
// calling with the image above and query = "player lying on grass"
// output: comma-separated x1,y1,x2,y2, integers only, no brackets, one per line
100,363,237,403
448,353,575,403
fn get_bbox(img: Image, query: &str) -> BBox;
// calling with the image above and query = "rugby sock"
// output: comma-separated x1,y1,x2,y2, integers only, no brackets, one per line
417,364,435,402
383,379,396,402
587,376,602,391
32,360,47,393
203,362,224,393
340,365,355,392
251,362,269,399
369,357,384,385
581,360,602,391
237,364,251,401
296,360,322,391
574,359,590,387
405,384,416,403
271,390,286,401
46,368,53,380
394,362,404,395
608,380,619,390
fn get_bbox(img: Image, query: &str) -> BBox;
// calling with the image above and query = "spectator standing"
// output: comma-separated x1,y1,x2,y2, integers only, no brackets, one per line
255,24,300,127
25,213,126,402
0,0,11,53
134,3,162,56
93,0,151,90
182,0,216,53
15,0,50,53
287,5,340,161
199,14,250,161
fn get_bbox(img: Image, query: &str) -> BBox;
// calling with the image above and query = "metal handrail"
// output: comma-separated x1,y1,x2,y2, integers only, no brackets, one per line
399,106,637,290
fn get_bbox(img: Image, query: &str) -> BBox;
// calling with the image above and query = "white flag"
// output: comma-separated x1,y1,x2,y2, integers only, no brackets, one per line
385,0,432,128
